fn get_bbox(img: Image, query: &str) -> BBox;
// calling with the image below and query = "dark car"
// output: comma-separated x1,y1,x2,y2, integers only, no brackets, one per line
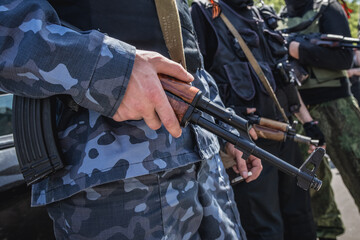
0,93,54,240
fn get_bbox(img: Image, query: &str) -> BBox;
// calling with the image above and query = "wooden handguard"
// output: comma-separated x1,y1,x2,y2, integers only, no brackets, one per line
166,94,190,123
258,117,289,132
253,124,286,142
158,74,199,104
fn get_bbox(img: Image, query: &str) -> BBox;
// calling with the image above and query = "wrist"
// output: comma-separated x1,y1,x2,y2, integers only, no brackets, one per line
303,120,317,129
289,41,300,59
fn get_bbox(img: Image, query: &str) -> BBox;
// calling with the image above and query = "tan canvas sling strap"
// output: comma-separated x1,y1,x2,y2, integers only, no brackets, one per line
154,0,187,69
218,9,289,123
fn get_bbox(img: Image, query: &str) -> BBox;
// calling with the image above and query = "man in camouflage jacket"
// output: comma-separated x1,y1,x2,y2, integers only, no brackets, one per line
0,0,262,239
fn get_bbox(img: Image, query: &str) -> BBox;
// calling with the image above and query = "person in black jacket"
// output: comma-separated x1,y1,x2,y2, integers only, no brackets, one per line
191,0,322,239
281,0,360,239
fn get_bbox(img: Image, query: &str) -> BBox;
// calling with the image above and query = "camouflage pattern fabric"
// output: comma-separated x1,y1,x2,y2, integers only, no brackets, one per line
47,156,247,240
310,156,345,239
0,0,224,207
298,96,360,238
308,97,360,210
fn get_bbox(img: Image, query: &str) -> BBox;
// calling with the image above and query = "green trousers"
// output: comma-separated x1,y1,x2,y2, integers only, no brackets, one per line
301,97,360,238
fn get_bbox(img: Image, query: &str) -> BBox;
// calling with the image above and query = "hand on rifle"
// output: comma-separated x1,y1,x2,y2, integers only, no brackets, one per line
225,143,262,183
112,50,194,138
245,107,259,140
303,120,326,153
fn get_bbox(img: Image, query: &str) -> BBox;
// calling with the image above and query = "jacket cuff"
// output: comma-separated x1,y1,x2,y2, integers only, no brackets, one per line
79,34,136,117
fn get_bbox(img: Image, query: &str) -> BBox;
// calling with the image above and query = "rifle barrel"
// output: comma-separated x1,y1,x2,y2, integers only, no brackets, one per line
189,110,322,191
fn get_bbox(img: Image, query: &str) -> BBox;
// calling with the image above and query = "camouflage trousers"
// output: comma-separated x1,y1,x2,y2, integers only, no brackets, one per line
46,154,247,240
304,97,360,238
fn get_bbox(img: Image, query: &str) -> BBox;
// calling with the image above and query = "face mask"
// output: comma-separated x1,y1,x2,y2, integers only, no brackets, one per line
223,0,254,10
285,0,313,17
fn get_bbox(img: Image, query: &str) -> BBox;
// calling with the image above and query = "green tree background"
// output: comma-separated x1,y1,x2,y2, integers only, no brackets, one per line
188,0,360,37
263,0,359,37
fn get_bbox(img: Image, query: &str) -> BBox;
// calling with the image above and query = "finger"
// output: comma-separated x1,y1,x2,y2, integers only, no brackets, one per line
246,108,256,114
143,110,162,131
154,56,194,83
249,127,258,140
112,105,141,122
307,145,316,154
246,156,262,182
225,143,235,157
232,164,240,174
154,93,182,138
227,144,241,174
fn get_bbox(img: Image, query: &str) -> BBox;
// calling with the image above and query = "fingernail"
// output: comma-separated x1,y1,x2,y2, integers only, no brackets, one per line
174,129,182,138
187,73,194,81
242,171,248,178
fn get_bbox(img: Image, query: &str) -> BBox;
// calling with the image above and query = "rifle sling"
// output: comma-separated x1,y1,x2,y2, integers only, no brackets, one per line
154,0,187,69
219,13,289,123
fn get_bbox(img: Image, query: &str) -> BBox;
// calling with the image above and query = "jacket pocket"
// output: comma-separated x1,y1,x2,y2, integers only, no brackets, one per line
224,62,255,101
251,61,277,95
312,67,347,83
263,29,287,57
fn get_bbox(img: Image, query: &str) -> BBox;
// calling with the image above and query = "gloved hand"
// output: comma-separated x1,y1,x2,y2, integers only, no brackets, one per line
303,121,326,146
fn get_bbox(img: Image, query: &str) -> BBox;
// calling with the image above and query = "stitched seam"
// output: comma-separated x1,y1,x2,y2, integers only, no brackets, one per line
157,173,166,239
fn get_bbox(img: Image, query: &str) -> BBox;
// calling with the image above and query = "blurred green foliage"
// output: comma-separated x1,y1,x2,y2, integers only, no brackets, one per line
262,0,359,37
188,0,360,37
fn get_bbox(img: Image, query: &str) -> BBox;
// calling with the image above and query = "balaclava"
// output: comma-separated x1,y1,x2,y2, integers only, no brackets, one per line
223,0,254,11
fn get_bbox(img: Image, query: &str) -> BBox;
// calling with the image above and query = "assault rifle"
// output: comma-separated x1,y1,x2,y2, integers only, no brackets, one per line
282,33,358,84
310,33,360,49
246,114,319,146
13,73,323,191
159,74,323,191
284,32,360,49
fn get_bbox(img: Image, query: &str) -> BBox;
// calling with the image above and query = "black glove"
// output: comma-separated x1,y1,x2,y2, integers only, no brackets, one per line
231,105,249,118
303,121,326,146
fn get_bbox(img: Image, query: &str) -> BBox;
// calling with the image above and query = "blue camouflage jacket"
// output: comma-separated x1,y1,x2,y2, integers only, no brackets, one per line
0,0,229,206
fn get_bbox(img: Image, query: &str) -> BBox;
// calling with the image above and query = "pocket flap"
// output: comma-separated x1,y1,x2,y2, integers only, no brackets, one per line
224,62,256,101
251,61,277,95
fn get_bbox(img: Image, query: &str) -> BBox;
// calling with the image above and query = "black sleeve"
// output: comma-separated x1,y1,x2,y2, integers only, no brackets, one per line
298,1,353,70
190,4,217,70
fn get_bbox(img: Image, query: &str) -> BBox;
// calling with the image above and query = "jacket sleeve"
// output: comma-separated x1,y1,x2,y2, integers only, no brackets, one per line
298,1,353,70
0,0,135,118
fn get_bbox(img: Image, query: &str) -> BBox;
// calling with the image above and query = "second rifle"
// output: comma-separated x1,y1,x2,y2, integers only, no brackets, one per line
246,115,319,146
158,74,323,191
